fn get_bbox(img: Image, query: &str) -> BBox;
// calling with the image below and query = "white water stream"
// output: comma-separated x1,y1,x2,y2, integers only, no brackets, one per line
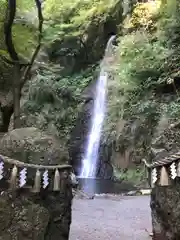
80,36,116,178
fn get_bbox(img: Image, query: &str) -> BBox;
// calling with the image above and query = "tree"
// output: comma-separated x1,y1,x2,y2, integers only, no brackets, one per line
0,0,43,130
0,0,122,135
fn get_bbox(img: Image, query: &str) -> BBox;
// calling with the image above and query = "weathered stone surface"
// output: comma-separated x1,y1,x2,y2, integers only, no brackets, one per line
151,122,180,163
151,184,180,240
0,191,49,240
0,127,69,165
0,127,72,240
0,188,72,240
43,190,72,240
150,122,180,240
69,98,93,176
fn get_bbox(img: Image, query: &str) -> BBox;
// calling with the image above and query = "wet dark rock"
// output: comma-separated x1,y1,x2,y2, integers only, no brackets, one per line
69,98,94,176
151,184,180,240
69,73,114,179
69,91,114,179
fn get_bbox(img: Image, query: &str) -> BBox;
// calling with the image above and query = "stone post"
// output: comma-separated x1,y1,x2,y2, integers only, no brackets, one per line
151,184,180,240
0,155,73,240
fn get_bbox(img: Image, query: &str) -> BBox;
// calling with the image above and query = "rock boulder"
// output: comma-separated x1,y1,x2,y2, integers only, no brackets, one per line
0,127,72,240
150,122,180,239
0,127,69,165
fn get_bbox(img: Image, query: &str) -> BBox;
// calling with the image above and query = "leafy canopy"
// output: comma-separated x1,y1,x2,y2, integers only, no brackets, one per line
103,0,180,143
43,0,119,43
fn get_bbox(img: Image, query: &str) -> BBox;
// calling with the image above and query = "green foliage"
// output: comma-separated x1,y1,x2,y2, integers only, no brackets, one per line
17,0,36,13
1,0,180,156
158,0,180,44
12,23,38,59
124,0,160,31
23,66,93,141
115,31,169,85
159,97,180,120
0,0,39,60
104,30,170,141
43,0,119,43
0,0,121,142
156,0,180,77
0,0,6,22
103,0,180,146
114,166,145,185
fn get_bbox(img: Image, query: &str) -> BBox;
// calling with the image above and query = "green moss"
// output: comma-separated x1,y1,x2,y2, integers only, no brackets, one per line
43,0,121,43
22,66,94,142
113,166,146,185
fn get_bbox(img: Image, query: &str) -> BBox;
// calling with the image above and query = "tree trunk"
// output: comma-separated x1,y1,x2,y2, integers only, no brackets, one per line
13,64,21,129
0,105,13,132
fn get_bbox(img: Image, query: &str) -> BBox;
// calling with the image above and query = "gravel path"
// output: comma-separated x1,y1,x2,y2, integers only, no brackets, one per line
69,196,152,240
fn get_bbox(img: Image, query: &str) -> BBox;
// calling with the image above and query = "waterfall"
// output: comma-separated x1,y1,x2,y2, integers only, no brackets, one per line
79,35,116,178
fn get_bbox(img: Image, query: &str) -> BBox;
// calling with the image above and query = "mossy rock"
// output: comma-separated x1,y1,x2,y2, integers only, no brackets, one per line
151,122,180,163
0,191,49,240
0,127,69,165
151,184,180,239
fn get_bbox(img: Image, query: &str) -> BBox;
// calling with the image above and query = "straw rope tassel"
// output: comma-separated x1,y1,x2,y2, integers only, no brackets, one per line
159,166,170,186
151,168,157,188
33,170,41,193
10,165,18,189
53,169,60,191
0,161,4,180
177,161,180,177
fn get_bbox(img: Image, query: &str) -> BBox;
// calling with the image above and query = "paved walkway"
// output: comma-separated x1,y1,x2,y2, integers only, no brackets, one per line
69,196,152,240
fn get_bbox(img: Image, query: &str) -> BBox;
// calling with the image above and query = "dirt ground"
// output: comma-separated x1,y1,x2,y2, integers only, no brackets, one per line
69,195,152,240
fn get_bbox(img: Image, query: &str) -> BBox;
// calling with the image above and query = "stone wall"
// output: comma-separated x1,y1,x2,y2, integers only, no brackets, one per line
0,184,73,240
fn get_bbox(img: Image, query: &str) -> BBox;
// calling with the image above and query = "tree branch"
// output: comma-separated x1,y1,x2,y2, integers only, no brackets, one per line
0,54,15,64
20,0,44,86
4,0,22,129
4,0,19,62
0,54,31,66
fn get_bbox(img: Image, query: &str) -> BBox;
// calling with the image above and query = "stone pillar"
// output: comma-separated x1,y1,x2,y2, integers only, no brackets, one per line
0,128,73,239
151,183,180,240
0,182,73,240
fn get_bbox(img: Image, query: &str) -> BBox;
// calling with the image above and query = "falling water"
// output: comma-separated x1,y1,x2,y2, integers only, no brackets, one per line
80,35,116,178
